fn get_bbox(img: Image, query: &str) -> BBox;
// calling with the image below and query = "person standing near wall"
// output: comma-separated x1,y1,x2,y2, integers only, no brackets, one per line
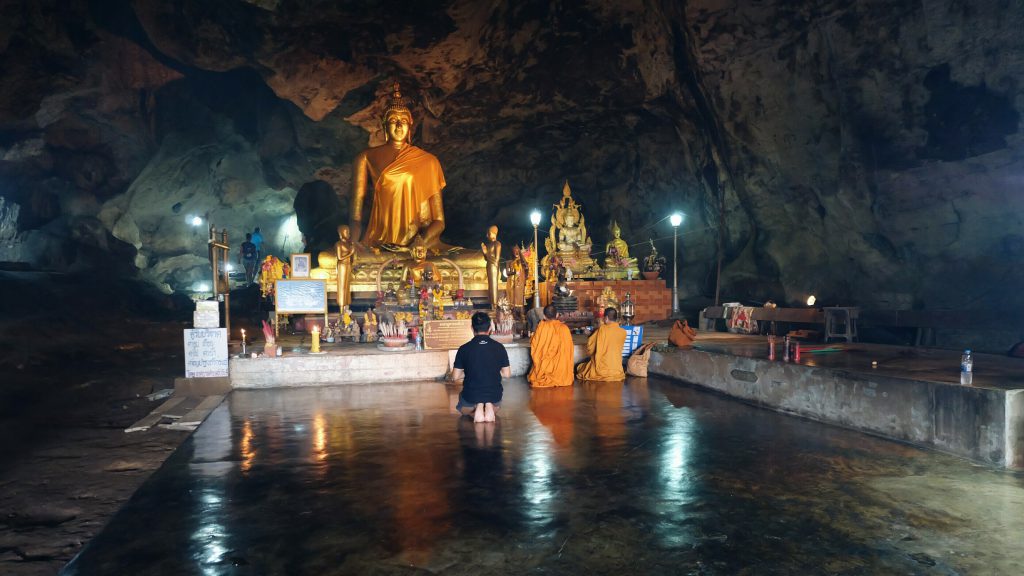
239,233,258,285
251,226,264,260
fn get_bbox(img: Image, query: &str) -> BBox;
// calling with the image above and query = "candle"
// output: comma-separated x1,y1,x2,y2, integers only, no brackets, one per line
241,329,246,344
311,325,321,353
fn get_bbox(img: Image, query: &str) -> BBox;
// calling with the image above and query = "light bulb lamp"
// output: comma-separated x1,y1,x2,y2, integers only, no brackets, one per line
669,212,684,316
530,210,542,309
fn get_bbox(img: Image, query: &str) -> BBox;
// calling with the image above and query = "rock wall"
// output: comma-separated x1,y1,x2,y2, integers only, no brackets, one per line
0,0,1021,345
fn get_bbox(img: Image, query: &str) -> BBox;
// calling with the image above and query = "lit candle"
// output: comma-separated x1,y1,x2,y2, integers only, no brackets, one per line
311,325,321,353
241,329,246,344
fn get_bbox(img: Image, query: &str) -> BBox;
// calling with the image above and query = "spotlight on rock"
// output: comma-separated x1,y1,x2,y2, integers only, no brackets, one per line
806,295,816,306
190,216,203,226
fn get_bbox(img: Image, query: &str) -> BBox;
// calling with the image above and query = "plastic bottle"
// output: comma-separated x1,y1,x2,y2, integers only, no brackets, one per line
768,336,776,360
783,336,790,361
793,341,801,362
960,349,973,385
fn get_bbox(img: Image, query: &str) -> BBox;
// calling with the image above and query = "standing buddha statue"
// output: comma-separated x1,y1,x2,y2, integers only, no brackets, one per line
481,225,501,307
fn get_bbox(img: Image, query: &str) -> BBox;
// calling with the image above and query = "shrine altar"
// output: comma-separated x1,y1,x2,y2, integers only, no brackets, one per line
541,279,672,325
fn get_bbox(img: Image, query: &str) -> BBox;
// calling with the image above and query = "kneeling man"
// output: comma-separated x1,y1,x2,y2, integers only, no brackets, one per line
528,305,575,388
453,312,511,422
575,307,627,381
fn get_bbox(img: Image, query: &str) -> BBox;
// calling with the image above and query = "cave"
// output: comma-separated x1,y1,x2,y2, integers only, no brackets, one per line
2,1,1024,573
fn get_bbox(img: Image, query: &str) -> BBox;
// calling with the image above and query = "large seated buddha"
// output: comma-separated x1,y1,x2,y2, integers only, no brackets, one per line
312,83,485,301
350,83,452,256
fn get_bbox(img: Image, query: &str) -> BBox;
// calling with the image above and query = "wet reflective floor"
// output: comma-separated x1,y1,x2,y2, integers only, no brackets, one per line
65,377,1024,575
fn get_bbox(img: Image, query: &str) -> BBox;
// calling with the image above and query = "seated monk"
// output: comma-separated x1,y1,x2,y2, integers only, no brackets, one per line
528,305,575,388
575,307,627,382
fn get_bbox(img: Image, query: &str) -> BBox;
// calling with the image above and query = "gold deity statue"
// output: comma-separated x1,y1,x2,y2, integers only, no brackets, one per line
505,244,527,310
350,83,448,254
334,224,356,307
481,225,501,307
544,180,596,276
402,237,440,287
602,220,639,280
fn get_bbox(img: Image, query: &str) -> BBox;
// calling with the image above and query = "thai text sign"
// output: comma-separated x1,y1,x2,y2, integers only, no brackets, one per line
423,319,473,350
275,279,327,314
184,328,228,378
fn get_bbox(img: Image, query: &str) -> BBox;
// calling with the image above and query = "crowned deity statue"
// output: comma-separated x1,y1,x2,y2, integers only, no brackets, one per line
350,83,450,255
545,180,596,276
602,220,639,280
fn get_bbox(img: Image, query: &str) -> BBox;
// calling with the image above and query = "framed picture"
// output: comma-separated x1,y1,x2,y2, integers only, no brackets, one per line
290,253,311,278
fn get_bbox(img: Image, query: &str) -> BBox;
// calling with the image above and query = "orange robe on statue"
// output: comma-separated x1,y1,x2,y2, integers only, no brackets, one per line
528,319,575,388
364,145,446,248
575,323,627,381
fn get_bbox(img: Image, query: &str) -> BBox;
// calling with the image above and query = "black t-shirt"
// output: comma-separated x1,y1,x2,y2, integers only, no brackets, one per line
241,241,257,261
453,335,509,404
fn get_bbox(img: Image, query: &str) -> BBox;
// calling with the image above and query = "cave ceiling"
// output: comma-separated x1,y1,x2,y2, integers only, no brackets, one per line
0,0,1022,321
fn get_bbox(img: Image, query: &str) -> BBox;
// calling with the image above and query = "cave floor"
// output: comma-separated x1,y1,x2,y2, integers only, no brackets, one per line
64,377,1024,575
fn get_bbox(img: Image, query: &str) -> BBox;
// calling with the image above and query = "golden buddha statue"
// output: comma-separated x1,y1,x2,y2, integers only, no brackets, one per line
402,238,440,287
334,224,356,308
602,220,639,280
350,83,448,254
505,244,529,311
481,225,501,307
546,180,596,276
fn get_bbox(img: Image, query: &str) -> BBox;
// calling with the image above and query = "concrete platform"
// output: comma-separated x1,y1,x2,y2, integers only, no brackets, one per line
649,333,1024,468
229,336,590,388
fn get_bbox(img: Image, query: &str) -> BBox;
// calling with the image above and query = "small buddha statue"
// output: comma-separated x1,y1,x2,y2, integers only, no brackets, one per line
602,220,639,279
403,238,440,288
505,244,526,309
364,307,379,342
384,283,399,304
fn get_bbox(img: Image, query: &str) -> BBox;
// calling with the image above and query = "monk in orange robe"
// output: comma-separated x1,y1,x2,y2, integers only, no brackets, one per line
528,305,575,388
575,307,627,381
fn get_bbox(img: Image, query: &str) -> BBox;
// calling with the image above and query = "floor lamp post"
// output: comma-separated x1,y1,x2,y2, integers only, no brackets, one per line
670,212,683,316
530,210,542,309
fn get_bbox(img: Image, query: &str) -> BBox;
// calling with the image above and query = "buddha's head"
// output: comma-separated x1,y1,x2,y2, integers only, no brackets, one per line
512,244,521,257
382,83,413,145
411,236,428,262
337,224,350,241
486,225,498,242
564,211,577,228
610,221,621,239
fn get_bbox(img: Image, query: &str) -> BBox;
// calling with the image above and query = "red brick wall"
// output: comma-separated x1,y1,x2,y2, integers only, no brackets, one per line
544,279,671,324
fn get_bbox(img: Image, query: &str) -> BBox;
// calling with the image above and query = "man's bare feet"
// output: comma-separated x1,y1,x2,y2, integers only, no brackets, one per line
484,402,496,422
473,403,485,423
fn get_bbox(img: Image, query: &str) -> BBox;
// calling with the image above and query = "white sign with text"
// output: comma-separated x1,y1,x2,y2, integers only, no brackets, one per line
184,328,229,378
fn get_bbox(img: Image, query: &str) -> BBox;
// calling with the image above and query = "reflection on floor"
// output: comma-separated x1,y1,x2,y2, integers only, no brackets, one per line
64,378,1024,575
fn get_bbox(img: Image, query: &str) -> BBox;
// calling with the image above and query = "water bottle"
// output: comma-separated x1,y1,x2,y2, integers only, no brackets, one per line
960,349,973,385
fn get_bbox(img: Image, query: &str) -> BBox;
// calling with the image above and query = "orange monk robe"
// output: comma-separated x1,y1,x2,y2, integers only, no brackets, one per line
575,323,627,381
528,319,575,388
364,145,446,248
